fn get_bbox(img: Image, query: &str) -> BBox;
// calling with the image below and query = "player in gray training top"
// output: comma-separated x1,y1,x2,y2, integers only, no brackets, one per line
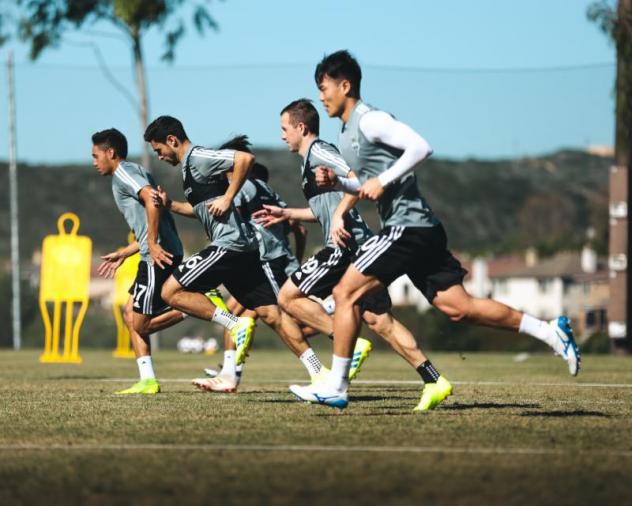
143,116,338,390
290,50,581,411
195,135,305,392
92,128,187,395
254,98,452,392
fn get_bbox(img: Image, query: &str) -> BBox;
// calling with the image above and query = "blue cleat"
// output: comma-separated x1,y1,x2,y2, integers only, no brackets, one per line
288,383,348,409
549,316,581,376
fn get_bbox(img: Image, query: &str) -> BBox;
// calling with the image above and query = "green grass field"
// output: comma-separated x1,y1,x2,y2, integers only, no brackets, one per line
1,349,631,506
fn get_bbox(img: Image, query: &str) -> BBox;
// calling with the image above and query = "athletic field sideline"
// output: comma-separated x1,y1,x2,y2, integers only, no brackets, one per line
1,350,631,506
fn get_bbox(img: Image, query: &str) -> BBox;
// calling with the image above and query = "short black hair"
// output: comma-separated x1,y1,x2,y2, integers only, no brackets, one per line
219,134,252,153
314,50,362,98
251,162,269,182
144,115,188,143
280,99,319,135
92,128,128,159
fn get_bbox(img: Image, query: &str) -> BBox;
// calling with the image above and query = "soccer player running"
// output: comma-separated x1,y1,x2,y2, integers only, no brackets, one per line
255,99,448,402
92,128,187,394
193,135,305,392
290,50,580,410
143,116,332,386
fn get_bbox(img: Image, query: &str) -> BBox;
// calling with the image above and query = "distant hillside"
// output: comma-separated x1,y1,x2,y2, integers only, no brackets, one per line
0,149,609,261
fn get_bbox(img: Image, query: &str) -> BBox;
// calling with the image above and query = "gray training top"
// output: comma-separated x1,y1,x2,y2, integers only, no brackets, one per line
301,139,373,250
234,178,299,268
183,145,258,252
337,101,439,228
111,160,183,262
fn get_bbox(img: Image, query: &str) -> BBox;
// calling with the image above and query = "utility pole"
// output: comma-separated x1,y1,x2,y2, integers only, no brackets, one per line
608,0,632,353
7,51,21,350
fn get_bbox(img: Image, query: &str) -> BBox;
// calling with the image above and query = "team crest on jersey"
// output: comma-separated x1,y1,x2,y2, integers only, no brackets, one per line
351,138,360,154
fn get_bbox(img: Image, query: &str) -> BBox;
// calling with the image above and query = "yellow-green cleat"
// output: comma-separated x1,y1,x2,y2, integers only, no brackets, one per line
115,378,160,395
348,337,372,381
206,289,229,312
230,317,256,366
413,376,452,412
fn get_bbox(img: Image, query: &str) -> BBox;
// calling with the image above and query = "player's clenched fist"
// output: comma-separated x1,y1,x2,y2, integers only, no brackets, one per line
358,177,384,201
315,166,337,188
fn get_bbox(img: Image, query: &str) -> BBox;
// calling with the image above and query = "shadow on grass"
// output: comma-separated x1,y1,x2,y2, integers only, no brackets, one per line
520,410,610,418
443,402,541,411
314,410,410,418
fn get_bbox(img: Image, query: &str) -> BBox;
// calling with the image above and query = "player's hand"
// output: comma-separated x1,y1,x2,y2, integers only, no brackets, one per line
252,204,288,228
149,243,174,269
97,251,125,279
207,195,231,217
331,214,351,248
315,166,337,188
358,177,385,201
151,186,171,209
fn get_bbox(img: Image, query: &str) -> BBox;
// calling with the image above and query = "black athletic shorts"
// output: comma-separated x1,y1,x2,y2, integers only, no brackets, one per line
353,224,467,303
261,255,293,296
129,256,182,316
290,246,392,314
172,246,277,310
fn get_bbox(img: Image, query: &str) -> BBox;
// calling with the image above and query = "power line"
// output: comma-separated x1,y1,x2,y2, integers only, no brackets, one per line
13,61,616,74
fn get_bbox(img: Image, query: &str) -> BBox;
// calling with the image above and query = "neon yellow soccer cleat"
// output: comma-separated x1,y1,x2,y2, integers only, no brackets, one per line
348,337,372,381
115,378,160,395
206,289,229,312
230,317,256,366
413,376,452,412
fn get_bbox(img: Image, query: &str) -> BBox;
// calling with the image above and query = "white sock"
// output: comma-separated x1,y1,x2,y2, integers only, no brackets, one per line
329,354,351,392
519,314,556,347
299,348,322,379
137,355,156,380
212,307,239,330
220,350,237,378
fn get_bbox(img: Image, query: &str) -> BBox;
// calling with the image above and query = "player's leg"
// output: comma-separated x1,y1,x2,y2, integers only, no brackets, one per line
289,265,379,408
224,252,327,382
432,284,580,375
278,279,334,336
279,248,375,380
162,247,257,372
117,259,184,394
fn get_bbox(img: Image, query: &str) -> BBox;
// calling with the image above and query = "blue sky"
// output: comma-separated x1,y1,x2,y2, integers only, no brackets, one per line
0,0,617,164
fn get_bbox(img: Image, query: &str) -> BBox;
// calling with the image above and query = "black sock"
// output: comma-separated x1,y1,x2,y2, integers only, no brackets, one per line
416,360,440,383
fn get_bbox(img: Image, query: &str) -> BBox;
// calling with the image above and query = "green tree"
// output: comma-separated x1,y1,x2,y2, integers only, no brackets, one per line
588,0,632,351
18,0,221,170
588,0,632,165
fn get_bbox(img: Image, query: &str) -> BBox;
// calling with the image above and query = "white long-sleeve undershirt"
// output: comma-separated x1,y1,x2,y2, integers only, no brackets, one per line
358,110,433,187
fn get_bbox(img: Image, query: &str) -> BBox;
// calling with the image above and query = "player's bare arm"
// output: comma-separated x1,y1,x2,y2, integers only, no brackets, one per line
289,219,308,262
97,240,140,279
208,151,255,217
151,186,196,218
253,204,317,228
330,193,357,247
139,185,173,268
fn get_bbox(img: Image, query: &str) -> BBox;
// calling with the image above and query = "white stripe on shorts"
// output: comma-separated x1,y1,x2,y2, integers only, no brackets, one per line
262,261,280,297
354,226,405,273
144,263,155,314
179,248,227,286
299,249,343,294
